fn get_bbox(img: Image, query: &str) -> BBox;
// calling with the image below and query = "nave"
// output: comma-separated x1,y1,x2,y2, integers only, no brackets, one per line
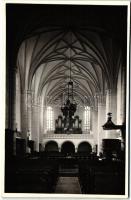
5,3,128,196
55,177,81,194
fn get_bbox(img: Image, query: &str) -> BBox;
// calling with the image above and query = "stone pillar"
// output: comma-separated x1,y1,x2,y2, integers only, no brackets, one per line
97,94,106,155
20,90,29,153
117,66,122,125
12,70,21,155
121,66,126,124
90,107,93,131
75,147,78,153
27,90,32,139
15,70,21,131
105,89,117,139
39,97,44,143
8,67,17,130
58,146,61,152
11,67,18,156
43,105,47,134
106,89,117,123
92,108,98,144
21,90,28,139
31,97,40,152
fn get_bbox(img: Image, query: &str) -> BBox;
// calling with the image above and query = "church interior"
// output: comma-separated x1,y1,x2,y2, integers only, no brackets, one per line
5,4,128,195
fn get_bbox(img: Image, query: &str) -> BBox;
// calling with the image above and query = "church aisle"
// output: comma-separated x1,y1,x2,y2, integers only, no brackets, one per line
55,177,81,194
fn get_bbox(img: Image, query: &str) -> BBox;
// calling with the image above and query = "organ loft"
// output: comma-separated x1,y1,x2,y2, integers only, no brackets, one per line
55,81,82,134
4,3,129,196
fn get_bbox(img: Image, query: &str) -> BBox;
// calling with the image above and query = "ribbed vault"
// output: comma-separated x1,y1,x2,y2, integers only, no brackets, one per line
17,27,122,106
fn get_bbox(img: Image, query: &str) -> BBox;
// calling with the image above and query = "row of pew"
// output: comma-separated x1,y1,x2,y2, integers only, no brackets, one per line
78,160,125,194
5,157,59,193
5,156,125,194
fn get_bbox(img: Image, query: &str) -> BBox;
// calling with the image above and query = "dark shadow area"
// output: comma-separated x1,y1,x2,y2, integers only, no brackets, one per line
78,142,92,155
5,129,125,194
61,142,75,155
45,141,59,152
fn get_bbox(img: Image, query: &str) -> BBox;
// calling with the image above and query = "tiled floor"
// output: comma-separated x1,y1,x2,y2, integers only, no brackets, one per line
55,177,81,194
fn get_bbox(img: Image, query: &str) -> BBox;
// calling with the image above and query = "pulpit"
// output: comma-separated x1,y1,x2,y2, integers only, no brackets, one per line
102,113,125,159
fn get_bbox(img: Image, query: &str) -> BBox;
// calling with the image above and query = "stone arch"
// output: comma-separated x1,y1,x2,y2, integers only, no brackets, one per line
77,141,92,154
61,141,75,155
44,140,59,152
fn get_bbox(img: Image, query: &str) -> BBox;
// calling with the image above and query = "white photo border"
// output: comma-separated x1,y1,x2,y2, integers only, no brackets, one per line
0,0,130,199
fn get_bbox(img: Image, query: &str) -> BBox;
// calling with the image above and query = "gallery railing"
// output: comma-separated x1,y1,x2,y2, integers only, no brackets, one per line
43,132,93,139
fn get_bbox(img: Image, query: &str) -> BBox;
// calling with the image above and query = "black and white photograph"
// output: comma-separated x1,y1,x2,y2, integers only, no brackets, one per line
3,1,130,198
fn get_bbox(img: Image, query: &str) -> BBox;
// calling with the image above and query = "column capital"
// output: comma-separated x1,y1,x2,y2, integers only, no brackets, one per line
106,87,117,94
105,89,112,96
27,91,32,108
21,89,28,95
27,89,33,95
32,96,41,107
97,94,106,106
93,92,106,110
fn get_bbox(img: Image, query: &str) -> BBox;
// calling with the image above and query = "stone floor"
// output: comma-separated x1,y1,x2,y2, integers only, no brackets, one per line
55,177,81,194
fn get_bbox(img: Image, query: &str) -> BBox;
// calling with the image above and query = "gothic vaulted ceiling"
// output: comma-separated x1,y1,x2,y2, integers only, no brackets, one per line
7,4,127,106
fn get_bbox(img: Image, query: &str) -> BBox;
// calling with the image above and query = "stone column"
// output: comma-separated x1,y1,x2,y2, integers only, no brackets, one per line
58,145,61,152
75,147,78,153
117,66,122,125
8,67,17,130
105,89,117,139
121,66,126,124
106,89,117,123
106,89,111,115
21,90,28,139
120,66,126,150
27,90,32,139
90,107,93,131
15,70,21,131
20,90,29,153
12,70,21,155
97,93,106,155
43,105,47,134
92,107,98,144
12,67,18,155
31,97,40,152
39,97,44,143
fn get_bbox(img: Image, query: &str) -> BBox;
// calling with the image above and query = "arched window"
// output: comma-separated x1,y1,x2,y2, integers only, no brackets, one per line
46,106,54,130
84,106,90,130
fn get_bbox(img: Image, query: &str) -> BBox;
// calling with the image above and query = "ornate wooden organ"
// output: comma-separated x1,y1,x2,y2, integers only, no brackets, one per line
54,81,82,134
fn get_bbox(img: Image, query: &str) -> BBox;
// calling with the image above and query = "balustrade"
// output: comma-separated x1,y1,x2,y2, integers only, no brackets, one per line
43,133,93,140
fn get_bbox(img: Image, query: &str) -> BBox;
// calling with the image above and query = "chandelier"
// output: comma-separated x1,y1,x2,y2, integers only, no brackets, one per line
61,35,77,123
61,81,77,118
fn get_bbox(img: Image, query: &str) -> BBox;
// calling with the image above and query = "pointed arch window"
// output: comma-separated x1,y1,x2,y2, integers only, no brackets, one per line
46,106,54,131
84,106,90,130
